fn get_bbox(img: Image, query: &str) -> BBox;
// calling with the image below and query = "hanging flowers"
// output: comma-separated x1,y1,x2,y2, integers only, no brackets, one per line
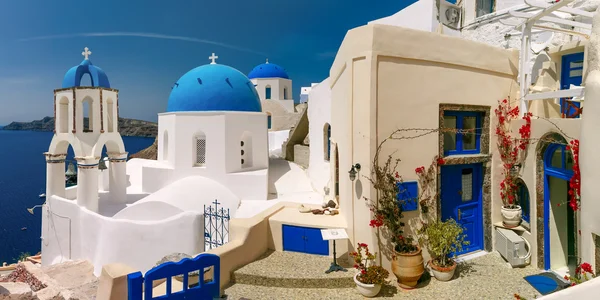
495,99,532,209
566,139,580,211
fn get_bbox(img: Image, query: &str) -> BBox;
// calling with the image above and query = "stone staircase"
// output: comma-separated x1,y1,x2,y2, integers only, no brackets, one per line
223,250,368,300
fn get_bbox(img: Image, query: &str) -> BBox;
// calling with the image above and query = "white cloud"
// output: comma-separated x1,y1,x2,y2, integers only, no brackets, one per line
18,32,267,56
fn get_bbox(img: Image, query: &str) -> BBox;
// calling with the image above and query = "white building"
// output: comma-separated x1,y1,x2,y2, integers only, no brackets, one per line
41,50,269,275
248,60,303,131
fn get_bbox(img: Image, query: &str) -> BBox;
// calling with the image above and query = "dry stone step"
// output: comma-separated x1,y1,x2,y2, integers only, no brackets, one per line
231,250,355,288
0,282,36,300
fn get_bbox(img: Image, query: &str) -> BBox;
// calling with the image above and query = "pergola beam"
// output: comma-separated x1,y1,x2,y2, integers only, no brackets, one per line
524,0,594,18
509,10,592,30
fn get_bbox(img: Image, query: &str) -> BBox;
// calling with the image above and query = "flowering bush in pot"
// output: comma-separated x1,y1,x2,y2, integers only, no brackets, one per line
349,243,389,297
495,98,532,227
364,146,424,289
419,218,468,281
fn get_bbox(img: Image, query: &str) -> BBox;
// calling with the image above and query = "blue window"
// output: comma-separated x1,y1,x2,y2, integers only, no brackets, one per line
284,88,288,100
265,87,272,99
397,181,418,211
267,114,272,129
560,52,584,119
516,179,530,224
443,111,482,156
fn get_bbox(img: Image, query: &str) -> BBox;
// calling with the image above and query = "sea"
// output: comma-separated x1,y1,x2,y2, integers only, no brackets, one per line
0,130,154,264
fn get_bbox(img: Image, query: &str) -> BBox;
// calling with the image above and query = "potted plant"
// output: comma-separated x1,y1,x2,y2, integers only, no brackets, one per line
364,152,424,289
419,219,468,281
495,99,532,227
349,243,389,297
564,262,597,286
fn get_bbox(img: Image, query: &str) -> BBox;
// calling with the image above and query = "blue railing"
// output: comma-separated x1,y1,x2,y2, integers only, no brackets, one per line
127,253,220,300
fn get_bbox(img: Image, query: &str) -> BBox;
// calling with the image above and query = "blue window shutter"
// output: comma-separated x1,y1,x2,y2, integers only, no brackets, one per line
267,115,272,129
266,87,272,99
397,181,418,211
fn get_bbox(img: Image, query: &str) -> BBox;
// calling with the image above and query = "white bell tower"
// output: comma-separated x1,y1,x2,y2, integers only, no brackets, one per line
45,47,128,213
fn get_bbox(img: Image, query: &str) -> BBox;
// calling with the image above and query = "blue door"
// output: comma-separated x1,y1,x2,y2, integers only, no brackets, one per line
441,164,484,255
560,52,584,118
282,225,329,256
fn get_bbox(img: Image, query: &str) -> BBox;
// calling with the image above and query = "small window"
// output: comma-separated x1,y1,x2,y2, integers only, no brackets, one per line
516,179,530,224
267,114,272,129
443,111,482,156
194,135,206,166
284,88,288,99
476,0,494,18
266,87,272,99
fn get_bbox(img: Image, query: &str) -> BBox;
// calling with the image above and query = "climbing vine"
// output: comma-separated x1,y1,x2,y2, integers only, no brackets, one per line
566,139,581,211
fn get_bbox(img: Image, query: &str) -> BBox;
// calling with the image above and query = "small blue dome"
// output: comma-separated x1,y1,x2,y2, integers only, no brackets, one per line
167,64,262,113
248,62,289,79
62,59,110,89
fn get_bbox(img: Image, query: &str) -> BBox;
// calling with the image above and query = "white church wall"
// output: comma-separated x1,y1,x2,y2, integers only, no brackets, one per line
252,78,293,101
42,195,204,276
74,89,101,135
112,201,185,221
142,112,268,200
158,114,176,164
268,129,290,157
130,176,241,217
307,78,332,197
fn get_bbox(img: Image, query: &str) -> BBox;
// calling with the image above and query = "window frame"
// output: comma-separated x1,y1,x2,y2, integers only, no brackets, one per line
443,111,482,156
194,135,207,167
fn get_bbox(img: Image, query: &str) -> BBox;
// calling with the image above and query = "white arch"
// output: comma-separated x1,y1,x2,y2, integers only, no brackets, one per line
91,135,126,158
48,135,85,157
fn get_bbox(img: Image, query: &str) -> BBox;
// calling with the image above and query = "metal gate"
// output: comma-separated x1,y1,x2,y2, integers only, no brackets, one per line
204,200,230,250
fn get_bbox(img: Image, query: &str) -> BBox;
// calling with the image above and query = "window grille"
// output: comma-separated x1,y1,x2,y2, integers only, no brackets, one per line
195,137,206,166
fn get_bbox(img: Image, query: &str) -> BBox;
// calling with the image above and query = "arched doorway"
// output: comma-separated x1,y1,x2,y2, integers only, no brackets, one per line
543,142,577,272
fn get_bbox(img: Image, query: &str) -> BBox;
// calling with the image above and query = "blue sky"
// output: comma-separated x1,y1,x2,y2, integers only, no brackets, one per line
0,0,414,124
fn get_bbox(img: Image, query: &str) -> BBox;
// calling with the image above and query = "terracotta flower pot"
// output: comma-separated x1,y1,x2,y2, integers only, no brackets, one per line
353,273,382,298
429,259,457,282
501,205,522,228
391,247,424,289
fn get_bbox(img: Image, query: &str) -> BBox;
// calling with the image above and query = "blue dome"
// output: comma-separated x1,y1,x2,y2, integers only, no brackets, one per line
167,64,262,113
62,59,110,89
248,62,289,79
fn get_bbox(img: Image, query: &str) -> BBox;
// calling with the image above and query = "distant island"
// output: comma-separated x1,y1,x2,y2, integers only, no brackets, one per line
1,116,157,137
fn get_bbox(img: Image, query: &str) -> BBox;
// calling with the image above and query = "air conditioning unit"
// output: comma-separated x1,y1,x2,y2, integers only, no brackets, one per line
439,0,462,29
495,228,531,267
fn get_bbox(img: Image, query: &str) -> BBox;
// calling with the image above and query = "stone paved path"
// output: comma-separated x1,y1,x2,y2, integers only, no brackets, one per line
223,251,543,300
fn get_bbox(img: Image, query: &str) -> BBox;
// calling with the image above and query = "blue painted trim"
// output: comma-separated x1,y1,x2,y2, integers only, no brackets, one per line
543,143,574,270
282,225,329,256
62,60,111,89
517,179,530,223
443,111,482,156
560,52,584,118
267,115,272,129
397,181,418,211
265,87,272,99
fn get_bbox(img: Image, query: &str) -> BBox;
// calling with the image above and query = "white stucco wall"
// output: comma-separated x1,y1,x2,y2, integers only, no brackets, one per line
307,78,332,196
268,129,290,157
369,0,437,32
537,277,600,299
150,111,269,200
41,195,203,276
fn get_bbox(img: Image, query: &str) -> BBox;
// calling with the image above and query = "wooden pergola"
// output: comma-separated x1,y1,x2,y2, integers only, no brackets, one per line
499,0,594,116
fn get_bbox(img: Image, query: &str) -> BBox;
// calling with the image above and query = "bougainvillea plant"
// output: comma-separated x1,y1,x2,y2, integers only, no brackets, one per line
566,139,581,211
364,145,419,254
564,262,596,286
415,156,445,216
349,243,390,285
495,99,532,208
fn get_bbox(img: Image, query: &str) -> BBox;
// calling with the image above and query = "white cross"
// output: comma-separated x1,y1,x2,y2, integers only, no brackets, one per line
82,47,92,60
209,53,218,64
266,58,269,64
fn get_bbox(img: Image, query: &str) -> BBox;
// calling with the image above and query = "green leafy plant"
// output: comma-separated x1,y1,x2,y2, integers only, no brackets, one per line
419,219,468,268
349,243,390,285
15,252,30,263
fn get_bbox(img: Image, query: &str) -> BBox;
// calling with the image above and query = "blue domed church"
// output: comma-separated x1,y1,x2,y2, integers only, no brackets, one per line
248,59,303,131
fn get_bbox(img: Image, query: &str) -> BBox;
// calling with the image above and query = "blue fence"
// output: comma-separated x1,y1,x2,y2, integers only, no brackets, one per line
127,253,220,300
204,200,230,250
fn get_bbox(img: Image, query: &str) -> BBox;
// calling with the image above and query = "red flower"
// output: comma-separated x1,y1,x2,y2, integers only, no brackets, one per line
358,243,368,248
437,158,445,165
581,262,593,274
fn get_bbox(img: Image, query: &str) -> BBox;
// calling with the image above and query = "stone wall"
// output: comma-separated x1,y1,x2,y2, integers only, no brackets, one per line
293,145,310,168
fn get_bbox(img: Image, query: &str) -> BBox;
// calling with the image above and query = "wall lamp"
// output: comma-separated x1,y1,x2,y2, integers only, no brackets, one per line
349,163,361,182
27,204,45,215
